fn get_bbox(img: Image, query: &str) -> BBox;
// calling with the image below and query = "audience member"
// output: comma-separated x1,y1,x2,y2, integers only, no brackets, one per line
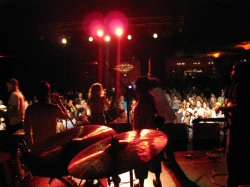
61,109,76,130
175,102,184,123
182,108,194,141
193,100,205,118
170,87,182,101
67,99,77,118
105,100,127,123
0,100,7,130
74,92,85,117
171,95,181,113
119,95,128,111
209,94,217,109
76,108,90,126
217,90,225,106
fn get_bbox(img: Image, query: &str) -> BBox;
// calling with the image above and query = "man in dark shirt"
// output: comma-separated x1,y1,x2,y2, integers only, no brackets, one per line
219,62,250,187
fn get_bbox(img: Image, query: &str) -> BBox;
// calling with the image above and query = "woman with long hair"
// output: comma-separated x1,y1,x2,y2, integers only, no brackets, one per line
87,83,110,124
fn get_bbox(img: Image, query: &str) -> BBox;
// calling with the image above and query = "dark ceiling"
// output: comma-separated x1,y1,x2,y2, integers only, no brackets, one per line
1,0,250,54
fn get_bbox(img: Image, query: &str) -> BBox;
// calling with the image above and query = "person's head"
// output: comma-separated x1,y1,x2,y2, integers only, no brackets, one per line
78,92,83,98
196,100,203,108
6,78,19,92
189,98,195,105
203,101,209,109
173,95,178,100
80,108,87,116
204,109,212,118
214,102,221,111
220,90,225,97
111,100,119,108
210,95,216,103
185,108,194,116
135,76,151,94
68,99,74,105
88,83,104,99
231,62,250,82
82,101,88,109
119,95,125,101
35,80,51,101
178,102,184,111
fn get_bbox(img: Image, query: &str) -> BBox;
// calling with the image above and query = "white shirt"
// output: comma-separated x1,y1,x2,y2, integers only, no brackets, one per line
150,87,177,124
8,91,25,126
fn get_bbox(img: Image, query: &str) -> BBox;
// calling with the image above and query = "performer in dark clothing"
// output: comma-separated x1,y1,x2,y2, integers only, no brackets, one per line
219,62,250,187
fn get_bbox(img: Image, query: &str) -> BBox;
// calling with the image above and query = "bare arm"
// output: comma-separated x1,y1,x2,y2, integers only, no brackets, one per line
52,93,69,119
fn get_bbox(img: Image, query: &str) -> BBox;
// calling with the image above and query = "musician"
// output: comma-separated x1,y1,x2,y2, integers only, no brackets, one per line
6,78,25,135
219,62,250,187
24,80,69,153
149,77,177,166
23,80,83,178
133,76,162,187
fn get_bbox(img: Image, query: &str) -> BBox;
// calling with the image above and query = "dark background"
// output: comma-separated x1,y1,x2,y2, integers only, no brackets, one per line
1,0,250,101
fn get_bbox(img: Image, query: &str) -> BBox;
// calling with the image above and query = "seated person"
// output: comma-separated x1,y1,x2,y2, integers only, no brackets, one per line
76,108,90,126
105,100,127,123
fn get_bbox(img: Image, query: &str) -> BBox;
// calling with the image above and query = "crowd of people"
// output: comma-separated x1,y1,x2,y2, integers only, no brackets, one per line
0,81,228,133
0,61,250,187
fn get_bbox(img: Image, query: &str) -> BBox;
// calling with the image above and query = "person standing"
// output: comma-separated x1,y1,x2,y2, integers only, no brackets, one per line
87,82,110,124
149,77,196,187
133,76,162,187
219,62,250,187
171,95,181,113
6,78,25,135
149,77,177,164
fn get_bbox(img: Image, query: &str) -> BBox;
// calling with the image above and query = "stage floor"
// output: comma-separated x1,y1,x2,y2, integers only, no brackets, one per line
22,149,227,187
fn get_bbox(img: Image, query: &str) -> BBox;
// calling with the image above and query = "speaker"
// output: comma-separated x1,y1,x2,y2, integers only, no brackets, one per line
192,123,220,150
165,123,189,151
165,123,188,140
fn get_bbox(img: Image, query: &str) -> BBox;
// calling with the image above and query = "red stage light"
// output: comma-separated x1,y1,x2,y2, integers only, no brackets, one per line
115,27,123,37
105,11,128,37
97,29,104,37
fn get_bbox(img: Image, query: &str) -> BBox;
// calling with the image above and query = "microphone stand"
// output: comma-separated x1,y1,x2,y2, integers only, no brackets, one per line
51,95,76,129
